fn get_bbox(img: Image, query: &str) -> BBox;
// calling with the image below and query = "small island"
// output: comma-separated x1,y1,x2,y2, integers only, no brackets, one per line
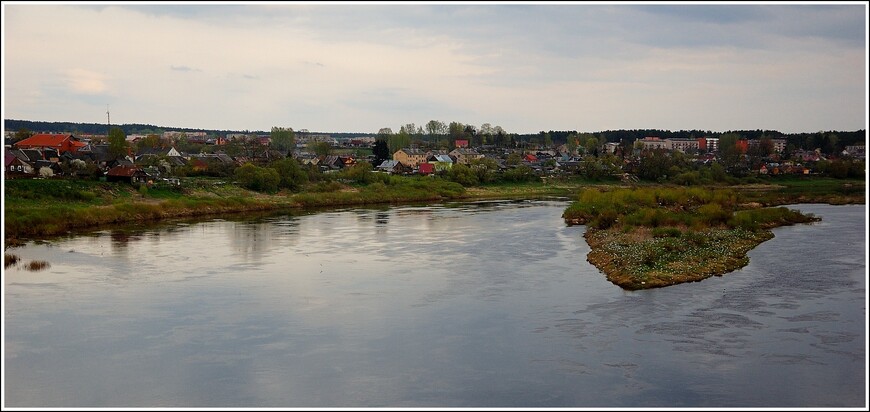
563,186,822,290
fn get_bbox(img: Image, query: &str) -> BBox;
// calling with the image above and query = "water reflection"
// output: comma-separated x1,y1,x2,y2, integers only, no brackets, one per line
3,202,865,408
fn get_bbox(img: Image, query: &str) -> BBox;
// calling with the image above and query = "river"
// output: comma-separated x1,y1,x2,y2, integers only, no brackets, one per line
3,201,866,407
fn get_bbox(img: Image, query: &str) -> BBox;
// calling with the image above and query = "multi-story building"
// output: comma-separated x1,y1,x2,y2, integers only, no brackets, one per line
668,138,699,153
638,137,669,150
697,137,719,152
393,148,430,168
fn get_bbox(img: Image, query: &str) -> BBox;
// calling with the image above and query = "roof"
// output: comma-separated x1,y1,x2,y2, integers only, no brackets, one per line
397,148,428,155
430,154,453,163
5,149,21,167
377,160,400,169
106,165,145,177
15,134,86,151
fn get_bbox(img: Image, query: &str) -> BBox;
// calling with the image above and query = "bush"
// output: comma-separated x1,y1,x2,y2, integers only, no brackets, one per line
270,159,309,191
652,227,682,238
697,203,731,226
448,163,479,187
234,163,280,193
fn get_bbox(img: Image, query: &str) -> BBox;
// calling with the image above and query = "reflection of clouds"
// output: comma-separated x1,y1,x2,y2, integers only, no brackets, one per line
5,203,864,407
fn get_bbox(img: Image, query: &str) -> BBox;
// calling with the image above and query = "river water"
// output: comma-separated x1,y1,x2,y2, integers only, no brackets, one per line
3,201,866,408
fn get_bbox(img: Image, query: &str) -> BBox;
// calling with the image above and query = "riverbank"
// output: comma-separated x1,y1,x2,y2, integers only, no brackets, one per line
3,176,597,243
3,176,864,248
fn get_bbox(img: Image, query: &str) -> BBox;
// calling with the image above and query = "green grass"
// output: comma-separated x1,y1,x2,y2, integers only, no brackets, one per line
565,186,824,290
5,175,861,245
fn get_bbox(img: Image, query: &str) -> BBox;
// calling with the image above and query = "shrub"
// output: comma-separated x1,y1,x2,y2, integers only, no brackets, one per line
697,203,731,226
593,209,619,229
5,253,20,268
234,163,280,193
25,260,50,271
652,227,682,238
270,159,309,191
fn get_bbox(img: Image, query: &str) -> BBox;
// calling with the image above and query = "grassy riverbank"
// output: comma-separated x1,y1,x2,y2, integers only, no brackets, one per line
562,185,853,290
3,175,864,248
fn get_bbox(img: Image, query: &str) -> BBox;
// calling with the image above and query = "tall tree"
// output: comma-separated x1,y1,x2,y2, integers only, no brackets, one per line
372,139,390,165
136,134,162,150
389,128,411,154
310,141,333,157
448,122,465,142
271,127,296,154
426,120,447,137
108,126,128,158
14,128,33,143
584,136,599,156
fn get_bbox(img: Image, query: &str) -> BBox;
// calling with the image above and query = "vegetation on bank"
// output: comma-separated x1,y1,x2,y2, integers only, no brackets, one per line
4,173,864,286
562,186,829,290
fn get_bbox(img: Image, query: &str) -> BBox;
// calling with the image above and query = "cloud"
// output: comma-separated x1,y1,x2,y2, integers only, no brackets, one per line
64,68,108,95
2,3,865,133
170,65,201,72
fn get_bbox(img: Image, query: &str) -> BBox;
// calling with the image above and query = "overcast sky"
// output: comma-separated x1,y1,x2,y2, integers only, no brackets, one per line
2,2,867,134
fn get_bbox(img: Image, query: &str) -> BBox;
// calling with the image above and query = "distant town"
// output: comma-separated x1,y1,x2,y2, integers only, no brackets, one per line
3,119,866,187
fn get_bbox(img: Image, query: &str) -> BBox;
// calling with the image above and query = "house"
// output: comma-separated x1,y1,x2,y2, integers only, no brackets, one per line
376,160,408,174
106,165,149,184
393,148,429,168
427,154,454,172
4,149,35,176
14,133,87,154
418,162,434,175
135,146,182,160
448,147,483,165
319,155,345,171
455,139,469,148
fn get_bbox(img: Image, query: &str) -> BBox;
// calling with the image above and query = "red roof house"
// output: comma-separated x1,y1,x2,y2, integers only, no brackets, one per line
14,134,87,154
418,162,434,175
106,165,149,184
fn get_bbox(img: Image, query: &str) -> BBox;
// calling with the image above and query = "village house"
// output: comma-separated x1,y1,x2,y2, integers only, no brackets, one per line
376,159,408,174
448,147,483,165
427,154,454,172
106,165,149,184
4,149,35,176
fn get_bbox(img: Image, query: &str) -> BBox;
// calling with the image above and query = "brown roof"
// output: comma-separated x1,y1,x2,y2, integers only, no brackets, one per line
106,165,145,177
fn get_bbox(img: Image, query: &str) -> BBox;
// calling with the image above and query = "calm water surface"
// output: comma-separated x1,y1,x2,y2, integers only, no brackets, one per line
3,201,866,407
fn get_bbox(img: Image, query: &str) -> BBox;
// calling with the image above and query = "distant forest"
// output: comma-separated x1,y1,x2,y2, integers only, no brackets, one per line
3,119,377,140
4,118,866,155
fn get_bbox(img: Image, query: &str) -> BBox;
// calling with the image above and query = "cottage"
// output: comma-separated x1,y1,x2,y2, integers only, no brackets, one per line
418,162,434,175
135,146,182,160
427,154,454,172
4,149,35,176
106,165,149,184
376,160,408,174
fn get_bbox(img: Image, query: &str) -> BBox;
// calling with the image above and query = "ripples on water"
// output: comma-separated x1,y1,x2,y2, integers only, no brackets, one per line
3,201,865,407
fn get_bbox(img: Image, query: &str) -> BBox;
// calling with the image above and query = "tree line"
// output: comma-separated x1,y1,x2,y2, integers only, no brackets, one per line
6,118,865,156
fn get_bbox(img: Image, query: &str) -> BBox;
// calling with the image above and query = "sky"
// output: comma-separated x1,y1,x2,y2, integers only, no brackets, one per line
2,1,867,135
